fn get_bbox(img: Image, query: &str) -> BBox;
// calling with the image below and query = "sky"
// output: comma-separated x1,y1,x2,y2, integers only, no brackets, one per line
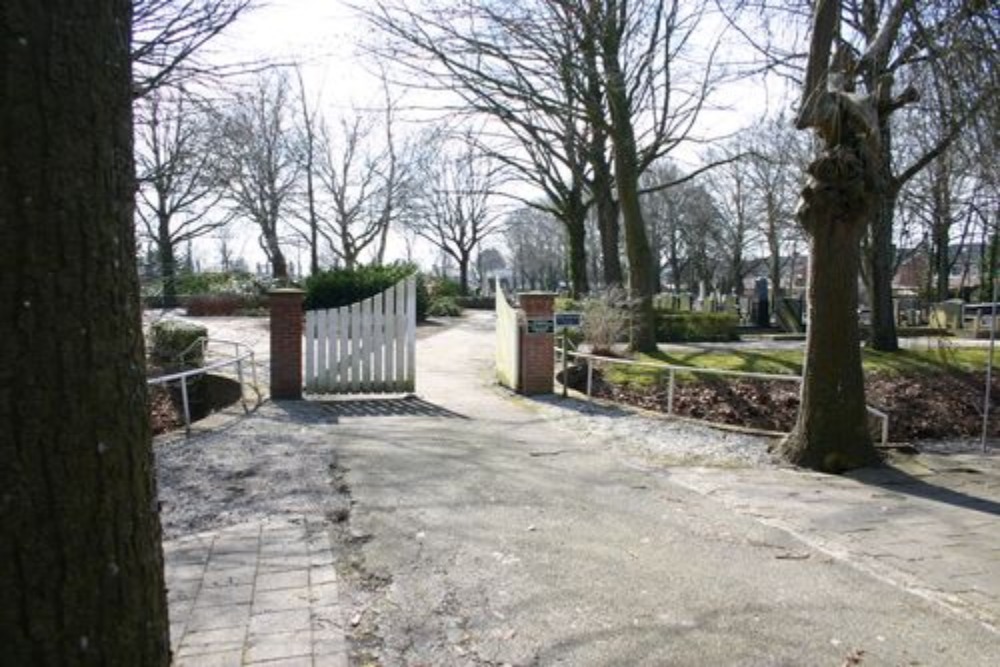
186,0,793,275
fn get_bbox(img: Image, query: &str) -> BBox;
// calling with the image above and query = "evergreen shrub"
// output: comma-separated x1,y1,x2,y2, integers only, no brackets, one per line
304,264,429,322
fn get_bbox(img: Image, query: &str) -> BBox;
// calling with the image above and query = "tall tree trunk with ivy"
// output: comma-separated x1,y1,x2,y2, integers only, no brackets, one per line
1,0,171,663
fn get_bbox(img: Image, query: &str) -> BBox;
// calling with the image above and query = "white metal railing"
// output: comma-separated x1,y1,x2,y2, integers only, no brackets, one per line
147,338,259,434
555,344,889,446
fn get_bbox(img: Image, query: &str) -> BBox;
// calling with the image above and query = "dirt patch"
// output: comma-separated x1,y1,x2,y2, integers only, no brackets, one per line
561,365,1000,442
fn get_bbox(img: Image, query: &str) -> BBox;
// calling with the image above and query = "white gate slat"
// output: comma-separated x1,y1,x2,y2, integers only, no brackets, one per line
338,305,350,391
360,297,372,391
404,275,416,392
313,309,326,392
373,292,384,386
305,310,316,390
394,280,407,392
323,308,336,391
384,285,397,389
350,301,362,393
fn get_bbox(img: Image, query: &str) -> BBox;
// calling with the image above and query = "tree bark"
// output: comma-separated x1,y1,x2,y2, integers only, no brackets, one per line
0,0,171,663
157,216,178,307
777,146,881,472
563,194,590,298
868,183,899,351
601,14,656,351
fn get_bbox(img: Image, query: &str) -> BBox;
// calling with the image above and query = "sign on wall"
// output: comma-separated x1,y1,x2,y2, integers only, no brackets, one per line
526,317,555,334
554,312,582,330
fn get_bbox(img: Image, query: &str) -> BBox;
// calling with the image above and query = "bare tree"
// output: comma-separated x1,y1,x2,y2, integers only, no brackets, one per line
313,91,416,270
505,207,568,291
132,0,257,97
2,0,169,661
724,0,999,351
411,137,505,294
135,88,230,303
294,66,321,276
214,72,300,279
705,143,758,296
745,115,808,311
363,1,597,296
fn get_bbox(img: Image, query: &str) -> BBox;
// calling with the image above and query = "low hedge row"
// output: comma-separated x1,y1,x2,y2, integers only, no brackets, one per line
186,293,264,316
656,312,739,342
455,296,494,310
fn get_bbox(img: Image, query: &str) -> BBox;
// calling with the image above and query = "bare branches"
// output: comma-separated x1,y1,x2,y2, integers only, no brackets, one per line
132,0,258,97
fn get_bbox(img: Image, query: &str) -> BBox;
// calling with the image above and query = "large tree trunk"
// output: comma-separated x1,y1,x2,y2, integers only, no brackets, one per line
590,140,623,288
602,37,656,351
157,215,178,307
0,0,171,663
564,196,590,298
777,147,881,472
868,187,899,351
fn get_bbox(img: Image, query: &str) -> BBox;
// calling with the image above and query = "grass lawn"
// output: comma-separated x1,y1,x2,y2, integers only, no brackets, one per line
602,346,994,387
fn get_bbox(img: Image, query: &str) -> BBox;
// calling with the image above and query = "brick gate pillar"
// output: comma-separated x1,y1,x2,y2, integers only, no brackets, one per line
519,292,556,395
269,288,305,400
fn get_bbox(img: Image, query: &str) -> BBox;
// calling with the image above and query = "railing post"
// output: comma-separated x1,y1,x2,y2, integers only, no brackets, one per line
667,369,676,415
180,376,191,435
561,331,568,398
236,358,248,414
586,358,593,400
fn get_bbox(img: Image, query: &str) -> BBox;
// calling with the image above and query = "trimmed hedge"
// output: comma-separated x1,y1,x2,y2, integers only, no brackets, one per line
455,296,494,310
656,312,739,342
186,293,264,316
149,319,208,366
304,264,429,322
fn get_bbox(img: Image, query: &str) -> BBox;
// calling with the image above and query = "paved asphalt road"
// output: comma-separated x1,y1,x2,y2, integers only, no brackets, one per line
319,312,999,666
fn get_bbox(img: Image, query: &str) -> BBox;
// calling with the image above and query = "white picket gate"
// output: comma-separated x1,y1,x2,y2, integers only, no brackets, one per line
304,275,416,394
495,278,520,390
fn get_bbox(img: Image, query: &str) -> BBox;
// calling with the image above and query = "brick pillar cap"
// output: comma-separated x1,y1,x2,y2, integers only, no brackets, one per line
518,291,557,297
269,287,306,296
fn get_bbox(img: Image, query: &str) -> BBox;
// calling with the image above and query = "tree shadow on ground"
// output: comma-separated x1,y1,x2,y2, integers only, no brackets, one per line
308,395,469,419
846,460,1000,517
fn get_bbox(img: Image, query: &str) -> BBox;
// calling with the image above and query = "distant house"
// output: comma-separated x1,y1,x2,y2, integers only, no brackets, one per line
893,243,988,295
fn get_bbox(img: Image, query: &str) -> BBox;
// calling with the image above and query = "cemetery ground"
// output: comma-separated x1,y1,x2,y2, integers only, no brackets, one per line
154,311,999,665
565,342,1000,441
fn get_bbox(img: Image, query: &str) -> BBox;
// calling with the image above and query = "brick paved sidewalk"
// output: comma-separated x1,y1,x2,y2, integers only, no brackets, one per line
667,450,1000,632
164,517,347,667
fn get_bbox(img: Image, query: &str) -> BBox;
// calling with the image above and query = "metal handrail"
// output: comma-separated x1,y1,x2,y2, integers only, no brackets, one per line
555,344,889,446
148,338,260,435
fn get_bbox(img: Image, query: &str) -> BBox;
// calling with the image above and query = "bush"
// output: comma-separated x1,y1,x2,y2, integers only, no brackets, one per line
149,319,208,366
427,276,463,299
656,312,739,342
581,288,629,353
175,271,260,296
555,297,585,312
428,297,463,317
304,264,429,322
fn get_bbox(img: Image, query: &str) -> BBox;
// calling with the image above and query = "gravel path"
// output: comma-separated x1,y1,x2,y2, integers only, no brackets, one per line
155,401,345,540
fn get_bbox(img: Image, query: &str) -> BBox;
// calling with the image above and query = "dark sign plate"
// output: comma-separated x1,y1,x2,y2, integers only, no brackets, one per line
526,318,555,334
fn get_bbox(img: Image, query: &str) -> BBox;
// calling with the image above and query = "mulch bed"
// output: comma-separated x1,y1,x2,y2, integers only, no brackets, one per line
561,364,1000,441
